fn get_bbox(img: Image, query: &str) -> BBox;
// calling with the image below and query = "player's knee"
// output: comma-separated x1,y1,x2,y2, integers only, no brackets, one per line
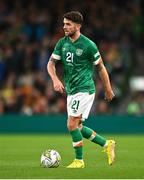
67,118,76,131
78,123,83,130
67,122,74,131
67,116,81,131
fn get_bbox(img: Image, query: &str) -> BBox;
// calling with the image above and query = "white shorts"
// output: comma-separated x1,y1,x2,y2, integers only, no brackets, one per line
67,92,95,121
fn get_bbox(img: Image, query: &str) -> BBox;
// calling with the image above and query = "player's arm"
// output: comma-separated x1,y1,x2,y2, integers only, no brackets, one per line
47,56,64,93
97,58,115,102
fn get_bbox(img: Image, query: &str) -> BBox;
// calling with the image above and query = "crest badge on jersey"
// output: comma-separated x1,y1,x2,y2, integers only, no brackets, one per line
76,49,83,56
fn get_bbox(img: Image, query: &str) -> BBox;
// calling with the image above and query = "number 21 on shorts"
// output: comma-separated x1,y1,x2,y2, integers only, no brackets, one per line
71,100,80,110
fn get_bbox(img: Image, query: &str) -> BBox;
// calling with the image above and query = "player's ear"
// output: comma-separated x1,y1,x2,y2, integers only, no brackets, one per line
76,24,81,30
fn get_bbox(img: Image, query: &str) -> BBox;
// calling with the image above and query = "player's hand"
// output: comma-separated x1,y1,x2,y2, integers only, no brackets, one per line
53,78,65,93
105,89,115,102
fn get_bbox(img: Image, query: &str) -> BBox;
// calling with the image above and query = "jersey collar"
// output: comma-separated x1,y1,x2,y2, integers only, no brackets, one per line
68,34,82,43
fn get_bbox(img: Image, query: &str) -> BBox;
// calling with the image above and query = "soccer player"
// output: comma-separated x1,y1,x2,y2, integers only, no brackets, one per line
47,11,116,168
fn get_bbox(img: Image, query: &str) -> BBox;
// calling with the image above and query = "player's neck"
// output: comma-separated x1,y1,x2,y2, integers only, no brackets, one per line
69,31,81,42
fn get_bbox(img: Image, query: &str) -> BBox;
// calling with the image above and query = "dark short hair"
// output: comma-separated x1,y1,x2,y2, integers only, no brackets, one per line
63,11,83,25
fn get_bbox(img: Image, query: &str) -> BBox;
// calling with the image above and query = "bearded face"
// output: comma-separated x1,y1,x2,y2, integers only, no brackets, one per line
63,18,80,38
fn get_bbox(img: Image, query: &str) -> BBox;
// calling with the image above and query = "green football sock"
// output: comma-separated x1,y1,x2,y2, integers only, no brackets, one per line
70,128,83,160
81,126,106,146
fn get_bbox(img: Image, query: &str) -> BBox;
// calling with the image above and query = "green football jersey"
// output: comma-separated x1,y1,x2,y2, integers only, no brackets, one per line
52,34,101,95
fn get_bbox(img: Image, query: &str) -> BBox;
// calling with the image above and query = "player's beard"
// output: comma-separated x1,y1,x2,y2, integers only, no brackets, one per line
64,30,76,38
68,31,76,38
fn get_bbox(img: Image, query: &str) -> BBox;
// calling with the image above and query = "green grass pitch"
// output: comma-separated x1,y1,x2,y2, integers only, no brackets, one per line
0,134,144,179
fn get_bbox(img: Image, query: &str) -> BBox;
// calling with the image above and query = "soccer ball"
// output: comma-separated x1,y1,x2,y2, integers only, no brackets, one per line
40,149,61,168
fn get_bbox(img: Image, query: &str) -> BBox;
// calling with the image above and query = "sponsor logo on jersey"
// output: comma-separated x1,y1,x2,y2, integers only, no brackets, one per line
76,49,83,56
67,63,74,66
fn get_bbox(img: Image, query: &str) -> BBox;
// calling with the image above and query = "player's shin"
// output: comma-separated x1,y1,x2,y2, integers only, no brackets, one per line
70,128,83,159
81,126,106,146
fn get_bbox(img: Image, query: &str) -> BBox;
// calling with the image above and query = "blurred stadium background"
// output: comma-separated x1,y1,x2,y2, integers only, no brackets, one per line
0,0,144,178
0,0,144,116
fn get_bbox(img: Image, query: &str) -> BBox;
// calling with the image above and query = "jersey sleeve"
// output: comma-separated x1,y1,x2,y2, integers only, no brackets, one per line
88,42,101,65
51,39,62,60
